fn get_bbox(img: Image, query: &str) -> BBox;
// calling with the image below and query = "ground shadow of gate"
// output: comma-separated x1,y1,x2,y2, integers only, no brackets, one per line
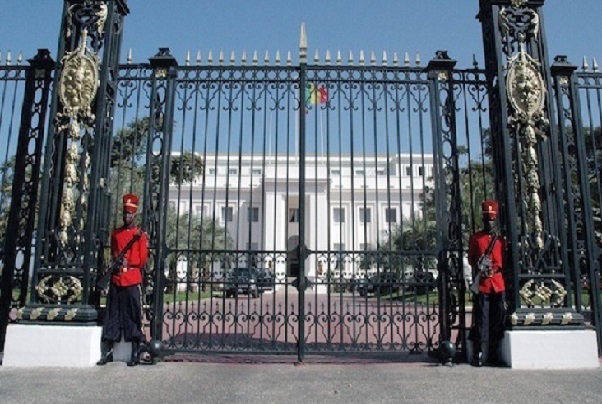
150,294,440,357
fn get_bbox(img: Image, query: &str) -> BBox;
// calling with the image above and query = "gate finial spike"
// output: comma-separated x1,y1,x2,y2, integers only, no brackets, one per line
325,50,331,65
252,50,258,66
382,51,388,66
393,52,399,66
370,51,376,66
592,57,599,72
359,50,365,66
314,50,320,64
0,51,2,65
241,51,247,65
348,50,354,65
337,50,342,65
264,51,269,65
219,50,224,65
185,50,190,66
231,51,237,65
6,51,11,66
299,23,307,63
196,51,201,66
287,51,292,66
582,56,589,71
415,52,421,66
275,50,281,65
208,50,213,65
127,48,132,64
17,51,22,66
404,52,410,67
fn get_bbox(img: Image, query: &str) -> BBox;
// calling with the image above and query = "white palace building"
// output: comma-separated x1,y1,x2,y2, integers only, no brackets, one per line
168,153,435,285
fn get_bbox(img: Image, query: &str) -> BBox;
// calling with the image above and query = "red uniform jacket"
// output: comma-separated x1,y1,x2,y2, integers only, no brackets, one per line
468,230,506,294
110,226,149,287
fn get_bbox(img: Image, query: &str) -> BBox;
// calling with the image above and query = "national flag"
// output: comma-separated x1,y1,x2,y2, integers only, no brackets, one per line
306,83,328,104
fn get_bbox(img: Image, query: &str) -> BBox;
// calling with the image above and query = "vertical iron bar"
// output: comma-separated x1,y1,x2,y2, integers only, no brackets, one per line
0,50,54,350
297,26,307,362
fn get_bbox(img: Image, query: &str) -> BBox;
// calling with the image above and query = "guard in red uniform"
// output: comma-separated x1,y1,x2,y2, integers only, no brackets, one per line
468,200,506,366
97,193,148,367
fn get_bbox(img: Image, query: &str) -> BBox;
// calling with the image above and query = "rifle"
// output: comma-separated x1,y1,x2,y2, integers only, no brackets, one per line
96,229,144,290
470,230,499,294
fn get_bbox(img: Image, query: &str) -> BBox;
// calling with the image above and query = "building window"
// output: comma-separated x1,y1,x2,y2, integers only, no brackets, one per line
221,206,234,222
208,168,216,175
418,166,424,176
359,207,371,223
405,166,412,176
333,208,345,223
331,169,341,176
252,168,262,175
385,208,397,223
289,208,299,223
248,207,259,222
228,168,238,175
194,205,206,216
355,169,365,175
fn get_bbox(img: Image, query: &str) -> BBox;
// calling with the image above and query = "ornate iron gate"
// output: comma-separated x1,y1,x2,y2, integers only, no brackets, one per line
1,0,601,361
109,46,479,359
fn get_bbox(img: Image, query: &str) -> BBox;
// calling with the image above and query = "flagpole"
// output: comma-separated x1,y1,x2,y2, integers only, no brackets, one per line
294,105,299,162
320,107,324,164
268,110,272,165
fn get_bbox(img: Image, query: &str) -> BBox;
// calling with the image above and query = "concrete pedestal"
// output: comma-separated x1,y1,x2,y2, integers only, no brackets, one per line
500,329,600,369
3,324,102,367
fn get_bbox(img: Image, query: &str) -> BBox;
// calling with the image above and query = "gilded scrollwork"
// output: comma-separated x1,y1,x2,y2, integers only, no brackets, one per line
499,0,539,41
519,279,567,307
56,28,99,247
506,30,548,250
36,275,83,304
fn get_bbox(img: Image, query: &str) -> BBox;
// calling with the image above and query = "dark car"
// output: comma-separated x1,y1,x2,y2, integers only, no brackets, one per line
357,272,400,297
254,268,276,293
225,267,274,298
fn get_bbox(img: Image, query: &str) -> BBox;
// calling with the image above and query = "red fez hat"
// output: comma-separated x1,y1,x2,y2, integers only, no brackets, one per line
122,193,139,213
481,200,498,219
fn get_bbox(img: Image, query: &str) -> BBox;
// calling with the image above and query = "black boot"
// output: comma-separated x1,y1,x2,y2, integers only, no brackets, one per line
470,342,483,367
96,340,114,366
488,343,502,366
127,341,140,367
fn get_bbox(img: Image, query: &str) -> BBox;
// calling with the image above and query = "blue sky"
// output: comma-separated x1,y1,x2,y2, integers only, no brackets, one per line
1,1,601,69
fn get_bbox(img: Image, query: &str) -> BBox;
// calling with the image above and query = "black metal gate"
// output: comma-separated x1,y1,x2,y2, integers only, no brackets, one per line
110,47,477,359
1,0,601,362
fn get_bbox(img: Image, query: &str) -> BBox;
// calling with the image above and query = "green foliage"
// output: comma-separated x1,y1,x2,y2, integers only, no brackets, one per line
170,151,204,184
0,156,15,240
111,117,150,166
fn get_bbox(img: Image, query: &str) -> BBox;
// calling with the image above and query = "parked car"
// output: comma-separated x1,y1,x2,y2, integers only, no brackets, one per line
357,272,400,296
254,268,276,293
225,267,274,298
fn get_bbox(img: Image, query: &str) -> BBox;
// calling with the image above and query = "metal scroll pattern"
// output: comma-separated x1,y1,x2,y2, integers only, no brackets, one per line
40,1,106,304
56,28,99,248
503,2,548,252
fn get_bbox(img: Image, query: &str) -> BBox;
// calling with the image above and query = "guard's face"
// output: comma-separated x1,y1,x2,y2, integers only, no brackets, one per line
483,216,496,230
123,210,136,226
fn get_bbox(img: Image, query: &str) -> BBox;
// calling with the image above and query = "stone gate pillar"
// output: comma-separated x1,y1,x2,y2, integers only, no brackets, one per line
3,0,129,367
478,0,599,368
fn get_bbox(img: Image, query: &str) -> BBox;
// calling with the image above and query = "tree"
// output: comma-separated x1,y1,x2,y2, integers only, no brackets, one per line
164,207,233,291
